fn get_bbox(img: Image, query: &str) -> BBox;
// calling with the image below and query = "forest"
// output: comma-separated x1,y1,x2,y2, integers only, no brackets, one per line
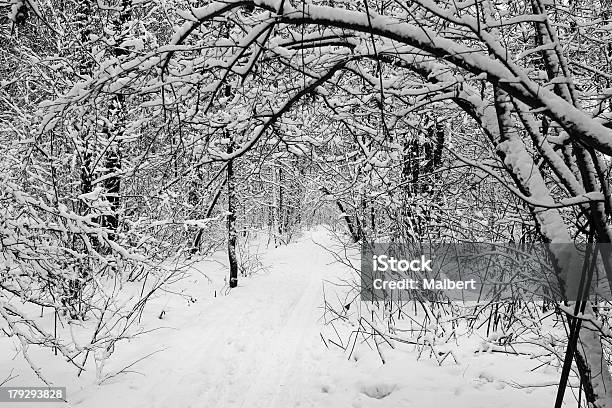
2,0,612,406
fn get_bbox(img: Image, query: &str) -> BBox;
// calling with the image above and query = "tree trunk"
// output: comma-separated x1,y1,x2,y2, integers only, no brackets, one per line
277,166,284,242
320,186,360,242
191,178,227,255
101,0,131,241
66,0,94,319
227,134,238,288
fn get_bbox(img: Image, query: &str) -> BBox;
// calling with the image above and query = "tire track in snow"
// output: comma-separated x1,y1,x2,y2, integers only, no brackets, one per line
152,287,257,408
198,240,329,408
246,277,323,408
228,246,327,408
206,276,314,408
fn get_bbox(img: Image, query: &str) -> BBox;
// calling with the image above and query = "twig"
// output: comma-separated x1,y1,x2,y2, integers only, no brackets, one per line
99,348,167,384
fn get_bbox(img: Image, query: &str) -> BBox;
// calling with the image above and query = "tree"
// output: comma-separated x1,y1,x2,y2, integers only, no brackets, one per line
227,131,239,288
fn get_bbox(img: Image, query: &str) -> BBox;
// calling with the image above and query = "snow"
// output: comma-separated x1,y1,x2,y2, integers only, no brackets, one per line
0,228,572,407
77,187,104,201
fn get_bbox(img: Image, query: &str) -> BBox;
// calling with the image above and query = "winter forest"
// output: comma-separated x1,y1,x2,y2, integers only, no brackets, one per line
2,0,612,406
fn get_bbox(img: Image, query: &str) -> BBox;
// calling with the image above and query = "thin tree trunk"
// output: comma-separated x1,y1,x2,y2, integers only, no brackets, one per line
320,186,360,242
227,134,238,288
277,166,284,241
191,178,227,255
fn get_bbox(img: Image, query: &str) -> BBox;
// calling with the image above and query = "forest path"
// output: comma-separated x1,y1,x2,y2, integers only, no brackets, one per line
65,228,560,408
170,232,329,408
70,228,339,408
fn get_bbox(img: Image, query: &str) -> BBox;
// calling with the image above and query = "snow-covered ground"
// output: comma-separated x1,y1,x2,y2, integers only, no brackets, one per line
1,227,570,407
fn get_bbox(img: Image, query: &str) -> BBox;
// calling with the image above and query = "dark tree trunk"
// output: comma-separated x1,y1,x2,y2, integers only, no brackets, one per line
76,0,93,215
102,145,121,238
399,119,445,240
227,134,238,288
65,0,95,320
278,167,284,239
101,0,131,240
320,186,360,242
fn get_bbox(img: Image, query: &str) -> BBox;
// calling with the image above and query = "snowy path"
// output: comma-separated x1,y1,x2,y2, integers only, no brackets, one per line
70,232,333,408
171,241,325,408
